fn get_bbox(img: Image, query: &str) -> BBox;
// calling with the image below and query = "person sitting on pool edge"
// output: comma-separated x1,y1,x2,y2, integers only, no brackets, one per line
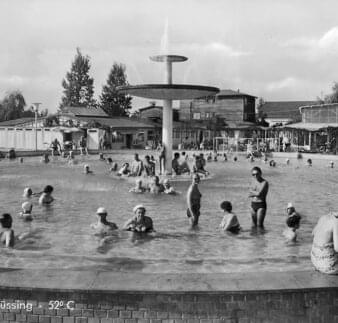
283,202,301,242
19,201,33,221
249,166,269,228
0,213,15,247
123,205,154,233
219,201,240,233
91,207,118,235
129,178,147,193
39,185,54,205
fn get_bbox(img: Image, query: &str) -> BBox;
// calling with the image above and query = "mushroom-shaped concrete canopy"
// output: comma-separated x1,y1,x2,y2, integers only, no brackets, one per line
117,84,219,100
150,55,188,63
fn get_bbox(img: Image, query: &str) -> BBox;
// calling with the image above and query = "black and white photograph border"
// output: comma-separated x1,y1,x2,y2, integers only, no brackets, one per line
0,1,337,322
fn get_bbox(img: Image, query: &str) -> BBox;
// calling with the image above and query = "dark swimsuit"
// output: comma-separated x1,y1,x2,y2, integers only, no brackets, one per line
286,213,301,228
251,201,267,212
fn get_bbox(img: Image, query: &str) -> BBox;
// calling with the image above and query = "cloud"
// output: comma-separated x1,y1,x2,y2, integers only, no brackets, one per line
266,77,298,91
282,26,338,57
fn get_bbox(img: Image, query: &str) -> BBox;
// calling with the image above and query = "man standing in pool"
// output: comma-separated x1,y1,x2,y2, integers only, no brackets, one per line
249,167,269,228
186,173,202,226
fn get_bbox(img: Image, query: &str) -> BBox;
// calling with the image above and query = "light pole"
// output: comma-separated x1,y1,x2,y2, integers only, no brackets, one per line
31,103,41,151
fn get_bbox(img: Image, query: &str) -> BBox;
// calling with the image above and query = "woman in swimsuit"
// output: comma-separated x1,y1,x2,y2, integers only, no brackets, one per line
249,167,269,228
186,174,202,226
311,212,338,274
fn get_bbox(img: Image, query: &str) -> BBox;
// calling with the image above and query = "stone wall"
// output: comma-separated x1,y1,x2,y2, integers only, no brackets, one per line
0,287,336,323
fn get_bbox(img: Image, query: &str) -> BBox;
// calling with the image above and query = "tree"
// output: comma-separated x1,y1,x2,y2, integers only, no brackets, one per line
99,63,132,116
59,48,95,110
324,82,338,103
0,90,29,121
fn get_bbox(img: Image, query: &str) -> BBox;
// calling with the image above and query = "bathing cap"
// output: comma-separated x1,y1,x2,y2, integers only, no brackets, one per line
287,202,293,209
133,204,145,213
96,207,107,215
23,187,33,197
22,201,33,212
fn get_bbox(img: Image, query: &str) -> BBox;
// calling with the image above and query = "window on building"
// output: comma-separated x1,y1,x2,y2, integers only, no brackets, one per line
193,112,201,120
112,131,123,143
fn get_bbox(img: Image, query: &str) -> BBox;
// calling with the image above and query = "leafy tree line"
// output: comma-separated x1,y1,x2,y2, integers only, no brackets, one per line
59,48,132,117
0,91,47,122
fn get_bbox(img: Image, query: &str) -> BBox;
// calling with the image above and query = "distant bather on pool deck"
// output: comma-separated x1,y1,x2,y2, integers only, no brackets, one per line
311,212,338,275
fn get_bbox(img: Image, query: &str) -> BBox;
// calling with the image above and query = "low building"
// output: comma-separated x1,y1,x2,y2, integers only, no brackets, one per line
258,101,317,126
0,106,157,151
281,103,338,152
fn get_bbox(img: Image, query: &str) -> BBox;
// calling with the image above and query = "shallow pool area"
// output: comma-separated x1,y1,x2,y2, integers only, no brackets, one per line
0,152,336,274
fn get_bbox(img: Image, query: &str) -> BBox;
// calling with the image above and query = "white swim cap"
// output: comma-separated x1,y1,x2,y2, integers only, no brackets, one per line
133,204,145,213
287,202,293,209
22,201,33,212
23,187,32,197
96,207,107,215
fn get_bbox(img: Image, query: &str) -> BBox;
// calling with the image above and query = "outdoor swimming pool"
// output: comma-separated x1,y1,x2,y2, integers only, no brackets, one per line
0,152,335,273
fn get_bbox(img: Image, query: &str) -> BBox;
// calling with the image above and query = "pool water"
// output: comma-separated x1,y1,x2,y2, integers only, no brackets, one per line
0,153,335,273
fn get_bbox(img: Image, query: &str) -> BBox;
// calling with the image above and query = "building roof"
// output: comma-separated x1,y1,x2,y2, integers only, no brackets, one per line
138,105,179,112
283,122,338,132
62,106,109,118
259,101,317,119
216,89,256,98
0,117,43,127
77,117,156,129
224,121,260,130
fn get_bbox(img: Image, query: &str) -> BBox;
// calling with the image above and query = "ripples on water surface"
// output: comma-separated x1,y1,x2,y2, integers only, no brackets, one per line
0,154,336,273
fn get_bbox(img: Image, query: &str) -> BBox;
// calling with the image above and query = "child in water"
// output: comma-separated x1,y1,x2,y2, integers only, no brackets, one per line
219,201,240,233
83,164,93,174
129,179,146,193
283,202,301,242
39,185,54,205
19,202,33,221
0,213,15,247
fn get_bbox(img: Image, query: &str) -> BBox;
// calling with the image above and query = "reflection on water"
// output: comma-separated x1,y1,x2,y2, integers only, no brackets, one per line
0,154,335,273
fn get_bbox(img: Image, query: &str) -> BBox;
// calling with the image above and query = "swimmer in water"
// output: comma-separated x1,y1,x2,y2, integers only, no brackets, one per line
23,187,33,199
41,153,50,164
330,161,334,168
91,207,118,235
83,164,93,174
149,175,164,194
99,153,105,161
0,213,15,247
129,179,146,193
219,201,240,233
249,167,269,228
286,158,290,165
123,205,154,232
307,158,312,166
19,157,24,163
117,163,130,176
163,179,176,195
233,156,238,162
269,160,276,167
19,201,33,221
186,173,202,226
223,153,227,162
39,185,54,205
283,202,301,242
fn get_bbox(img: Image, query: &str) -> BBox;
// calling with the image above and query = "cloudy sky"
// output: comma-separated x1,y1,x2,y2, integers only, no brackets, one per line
1,0,338,112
